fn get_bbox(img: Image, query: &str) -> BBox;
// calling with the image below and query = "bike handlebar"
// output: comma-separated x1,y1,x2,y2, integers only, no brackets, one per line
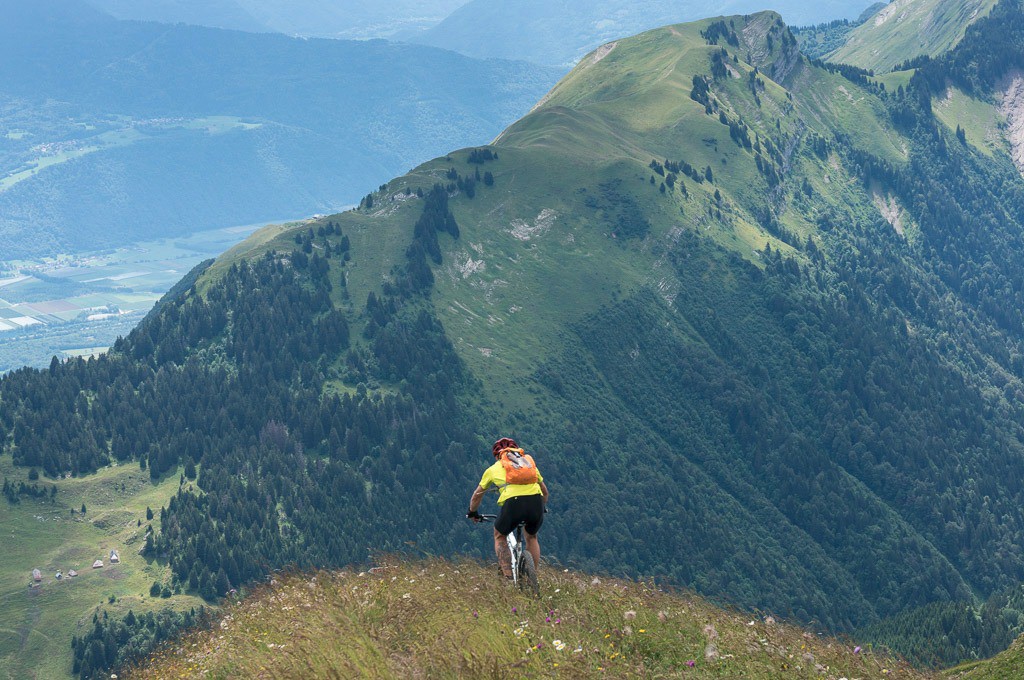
469,507,549,523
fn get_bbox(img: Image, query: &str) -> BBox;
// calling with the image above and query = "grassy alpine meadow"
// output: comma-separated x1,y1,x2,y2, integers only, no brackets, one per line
828,0,999,73
0,457,205,678
931,87,1007,158
129,559,929,679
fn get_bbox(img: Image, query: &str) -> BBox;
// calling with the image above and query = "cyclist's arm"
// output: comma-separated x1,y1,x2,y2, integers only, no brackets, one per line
540,481,549,506
468,485,487,513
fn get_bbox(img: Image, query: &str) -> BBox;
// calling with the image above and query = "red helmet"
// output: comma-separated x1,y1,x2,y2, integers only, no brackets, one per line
492,437,517,458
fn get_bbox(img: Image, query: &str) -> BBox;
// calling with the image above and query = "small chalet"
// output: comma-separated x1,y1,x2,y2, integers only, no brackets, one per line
109,550,120,563
92,559,103,569
32,568,42,582
68,569,78,577
55,571,62,580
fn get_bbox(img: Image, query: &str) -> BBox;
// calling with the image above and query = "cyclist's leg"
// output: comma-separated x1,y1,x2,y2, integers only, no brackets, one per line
524,531,540,570
493,527,513,578
493,501,517,579
522,494,545,569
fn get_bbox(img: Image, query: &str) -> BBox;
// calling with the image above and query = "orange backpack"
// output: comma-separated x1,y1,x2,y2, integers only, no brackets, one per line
498,447,539,485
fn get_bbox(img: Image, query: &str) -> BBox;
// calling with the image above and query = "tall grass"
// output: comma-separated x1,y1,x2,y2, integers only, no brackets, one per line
130,558,929,678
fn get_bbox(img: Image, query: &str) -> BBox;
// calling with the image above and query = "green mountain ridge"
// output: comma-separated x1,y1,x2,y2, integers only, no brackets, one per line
6,3,1024,677
413,0,880,67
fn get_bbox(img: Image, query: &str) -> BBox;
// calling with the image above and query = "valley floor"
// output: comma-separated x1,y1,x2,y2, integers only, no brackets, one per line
0,220,292,373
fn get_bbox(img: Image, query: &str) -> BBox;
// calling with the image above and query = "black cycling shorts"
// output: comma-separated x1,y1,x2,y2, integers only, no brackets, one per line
494,493,544,536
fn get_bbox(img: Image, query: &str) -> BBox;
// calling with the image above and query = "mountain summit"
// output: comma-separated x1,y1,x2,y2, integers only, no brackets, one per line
6,4,1024,676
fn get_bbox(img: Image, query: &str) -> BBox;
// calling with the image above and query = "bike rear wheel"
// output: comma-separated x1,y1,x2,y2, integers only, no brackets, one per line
518,551,539,597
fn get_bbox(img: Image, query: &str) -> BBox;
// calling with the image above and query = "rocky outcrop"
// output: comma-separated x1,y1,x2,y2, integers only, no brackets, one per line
1000,72,1024,175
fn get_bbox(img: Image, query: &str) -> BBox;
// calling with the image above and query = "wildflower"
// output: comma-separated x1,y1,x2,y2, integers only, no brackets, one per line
546,617,551,622
853,646,861,654
555,588,561,593
639,629,646,633
686,660,696,667
554,639,566,651
512,607,517,613
514,627,525,637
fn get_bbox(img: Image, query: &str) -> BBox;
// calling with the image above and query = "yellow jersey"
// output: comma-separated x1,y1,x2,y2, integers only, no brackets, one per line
479,460,544,505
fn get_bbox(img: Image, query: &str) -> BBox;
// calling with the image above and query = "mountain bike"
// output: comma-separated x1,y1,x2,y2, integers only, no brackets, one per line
476,514,539,596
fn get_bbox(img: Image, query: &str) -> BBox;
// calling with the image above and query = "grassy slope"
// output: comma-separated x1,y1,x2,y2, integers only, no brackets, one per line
828,0,998,73
430,16,906,393
932,86,1008,157
129,559,929,679
945,634,1024,679
0,458,203,679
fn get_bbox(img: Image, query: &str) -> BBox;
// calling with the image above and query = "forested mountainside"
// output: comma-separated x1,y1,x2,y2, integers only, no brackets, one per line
0,0,557,259
791,3,887,60
7,2,1024,676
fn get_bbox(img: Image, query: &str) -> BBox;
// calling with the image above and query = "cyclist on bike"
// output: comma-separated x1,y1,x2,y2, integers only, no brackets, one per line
466,437,549,579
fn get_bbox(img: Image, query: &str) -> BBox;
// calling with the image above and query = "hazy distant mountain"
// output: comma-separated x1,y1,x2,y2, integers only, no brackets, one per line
413,0,879,66
86,0,471,38
85,0,268,32
0,0,558,258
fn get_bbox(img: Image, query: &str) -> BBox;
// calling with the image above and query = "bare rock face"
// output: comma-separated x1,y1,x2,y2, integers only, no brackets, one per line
1000,71,1024,175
